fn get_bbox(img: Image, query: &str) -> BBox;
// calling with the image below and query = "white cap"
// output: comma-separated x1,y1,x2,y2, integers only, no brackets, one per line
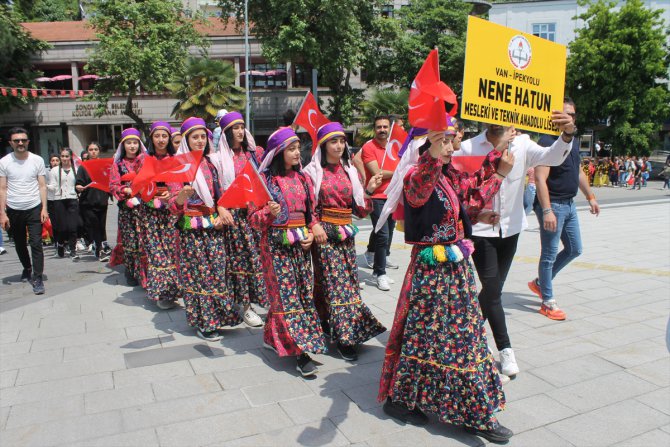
215,109,229,121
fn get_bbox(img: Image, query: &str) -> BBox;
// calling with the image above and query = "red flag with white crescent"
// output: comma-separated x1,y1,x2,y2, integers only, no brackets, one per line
450,155,487,175
81,158,114,193
151,150,203,184
293,91,329,152
408,49,458,130
217,160,272,209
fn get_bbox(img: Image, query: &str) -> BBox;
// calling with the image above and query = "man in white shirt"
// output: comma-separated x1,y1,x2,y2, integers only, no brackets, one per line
0,127,48,294
454,111,576,378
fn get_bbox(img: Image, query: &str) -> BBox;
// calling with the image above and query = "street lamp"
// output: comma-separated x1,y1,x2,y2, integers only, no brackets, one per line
244,0,250,128
464,0,492,16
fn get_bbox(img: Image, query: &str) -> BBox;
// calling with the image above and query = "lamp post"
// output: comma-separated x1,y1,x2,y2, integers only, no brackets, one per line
244,0,250,127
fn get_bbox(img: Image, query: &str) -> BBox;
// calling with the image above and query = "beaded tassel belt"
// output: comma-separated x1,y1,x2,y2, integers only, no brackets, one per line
178,213,219,230
321,208,352,225
417,239,475,265
145,187,169,209
123,197,141,209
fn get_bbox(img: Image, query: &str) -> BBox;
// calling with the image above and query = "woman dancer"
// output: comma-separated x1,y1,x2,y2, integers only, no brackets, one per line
48,148,80,260
250,127,326,377
303,122,386,361
167,117,239,341
46,154,60,246
377,118,515,443
170,127,182,153
216,111,267,327
109,128,146,286
141,121,181,309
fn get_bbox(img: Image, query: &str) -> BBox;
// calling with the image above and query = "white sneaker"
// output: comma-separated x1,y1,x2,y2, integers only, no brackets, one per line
76,240,86,252
243,308,264,327
373,273,395,284
364,251,374,268
499,348,519,377
376,274,391,291
499,373,511,385
359,281,366,289
87,244,94,253
0,247,7,255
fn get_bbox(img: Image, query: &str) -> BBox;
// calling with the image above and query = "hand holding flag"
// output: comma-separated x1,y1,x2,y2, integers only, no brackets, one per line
217,160,272,209
408,49,458,130
81,158,114,193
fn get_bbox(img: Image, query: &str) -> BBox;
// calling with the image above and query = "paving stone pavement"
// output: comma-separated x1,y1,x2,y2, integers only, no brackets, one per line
0,184,668,446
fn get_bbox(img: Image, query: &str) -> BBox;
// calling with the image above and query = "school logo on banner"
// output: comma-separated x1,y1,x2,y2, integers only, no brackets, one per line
508,35,532,70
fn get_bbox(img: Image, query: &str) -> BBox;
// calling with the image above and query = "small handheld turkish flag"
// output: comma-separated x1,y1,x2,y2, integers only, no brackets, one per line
82,158,114,193
293,91,329,152
408,49,458,130
152,150,203,184
381,121,408,170
218,161,272,209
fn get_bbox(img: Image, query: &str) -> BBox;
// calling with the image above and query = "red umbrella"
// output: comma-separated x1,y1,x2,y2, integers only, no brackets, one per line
78,74,99,80
34,77,52,82
49,74,73,81
265,69,287,76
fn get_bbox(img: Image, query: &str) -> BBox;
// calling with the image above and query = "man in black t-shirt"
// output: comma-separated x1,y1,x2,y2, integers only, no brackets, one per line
528,98,601,321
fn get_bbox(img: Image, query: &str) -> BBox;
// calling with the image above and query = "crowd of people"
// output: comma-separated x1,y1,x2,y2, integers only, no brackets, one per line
1,97,606,443
579,155,656,190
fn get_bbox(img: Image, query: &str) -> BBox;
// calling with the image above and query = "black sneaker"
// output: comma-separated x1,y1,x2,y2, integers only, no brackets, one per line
321,320,331,340
337,343,358,361
126,275,138,287
464,423,513,444
197,329,222,342
57,243,65,258
156,299,177,310
98,252,110,263
32,275,45,295
20,268,32,283
382,398,428,426
296,353,318,377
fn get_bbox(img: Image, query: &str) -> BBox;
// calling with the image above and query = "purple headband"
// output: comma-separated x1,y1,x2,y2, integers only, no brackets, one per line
397,114,455,157
261,127,300,163
180,117,207,137
220,111,245,132
317,122,344,147
170,126,181,137
150,121,172,136
120,128,142,143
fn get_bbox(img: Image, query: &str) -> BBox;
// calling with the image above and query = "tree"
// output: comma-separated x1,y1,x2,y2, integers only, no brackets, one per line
357,89,408,142
362,0,471,94
86,0,206,129
167,57,245,122
219,0,388,125
10,0,81,22
0,5,50,114
566,0,670,156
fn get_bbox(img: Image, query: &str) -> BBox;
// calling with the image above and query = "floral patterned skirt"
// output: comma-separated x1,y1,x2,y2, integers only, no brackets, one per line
140,206,181,302
222,209,268,308
378,245,505,430
312,228,386,346
118,205,142,280
178,228,241,332
260,227,327,357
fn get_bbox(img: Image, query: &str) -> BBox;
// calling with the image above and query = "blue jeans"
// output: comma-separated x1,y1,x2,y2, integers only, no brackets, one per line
534,199,583,302
367,198,395,276
523,184,536,215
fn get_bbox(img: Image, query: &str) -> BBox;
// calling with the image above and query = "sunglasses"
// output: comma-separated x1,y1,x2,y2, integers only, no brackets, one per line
11,139,29,143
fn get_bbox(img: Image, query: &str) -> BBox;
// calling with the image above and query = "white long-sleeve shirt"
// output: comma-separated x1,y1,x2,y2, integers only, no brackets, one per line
47,166,78,200
454,131,572,238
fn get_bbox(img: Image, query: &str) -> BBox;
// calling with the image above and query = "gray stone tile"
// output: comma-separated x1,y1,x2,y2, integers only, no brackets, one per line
5,393,84,429
498,393,576,433
546,400,670,446
65,428,160,447
85,383,155,413
504,426,573,446
0,405,9,431
636,388,670,416
0,372,113,407
122,389,250,431
155,404,294,446
0,340,32,357
0,410,123,447
213,364,290,390
579,322,664,349
0,369,17,389
30,328,127,352
152,373,222,401
626,357,670,387
0,348,63,372
112,360,194,388
17,321,87,341
502,370,556,402
278,390,352,425
517,339,604,368
123,343,223,368
596,339,668,368
614,429,670,447
15,353,126,386
215,418,350,447
329,405,411,443
529,354,622,388
342,382,383,410
189,350,265,374
241,377,315,407
546,370,657,413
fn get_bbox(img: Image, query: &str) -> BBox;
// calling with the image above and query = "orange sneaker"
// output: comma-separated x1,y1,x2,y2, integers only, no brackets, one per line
528,279,542,299
540,301,566,320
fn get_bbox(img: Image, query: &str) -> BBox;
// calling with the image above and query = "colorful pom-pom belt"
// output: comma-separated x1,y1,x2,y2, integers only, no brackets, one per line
123,197,141,209
178,213,219,230
321,208,352,225
417,239,475,266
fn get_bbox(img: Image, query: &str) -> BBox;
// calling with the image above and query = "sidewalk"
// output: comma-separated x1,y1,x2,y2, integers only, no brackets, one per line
0,189,668,446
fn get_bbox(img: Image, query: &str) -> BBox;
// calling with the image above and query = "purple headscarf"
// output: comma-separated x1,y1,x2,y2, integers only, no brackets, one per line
113,128,147,162
258,127,300,173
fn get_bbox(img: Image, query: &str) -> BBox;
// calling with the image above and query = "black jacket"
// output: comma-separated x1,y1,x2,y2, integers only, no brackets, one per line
76,165,111,208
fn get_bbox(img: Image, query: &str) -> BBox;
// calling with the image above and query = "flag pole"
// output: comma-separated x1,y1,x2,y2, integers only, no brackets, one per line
380,121,395,172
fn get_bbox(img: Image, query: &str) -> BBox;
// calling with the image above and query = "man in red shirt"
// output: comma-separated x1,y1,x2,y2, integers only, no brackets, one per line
362,115,400,291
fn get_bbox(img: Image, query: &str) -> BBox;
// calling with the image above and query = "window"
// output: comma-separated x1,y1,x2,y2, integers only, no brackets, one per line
532,23,556,42
381,5,394,18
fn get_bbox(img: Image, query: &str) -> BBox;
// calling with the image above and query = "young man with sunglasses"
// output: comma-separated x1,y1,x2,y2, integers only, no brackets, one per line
0,127,48,294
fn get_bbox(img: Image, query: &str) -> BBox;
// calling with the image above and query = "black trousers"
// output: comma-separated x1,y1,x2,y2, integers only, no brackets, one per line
53,199,79,253
80,205,108,257
6,205,44,276
471,233,520,351
366,198,395,276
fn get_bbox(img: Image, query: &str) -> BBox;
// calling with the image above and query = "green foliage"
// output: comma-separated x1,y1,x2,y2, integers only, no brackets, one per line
167,57,246,122
11,0,81,22
218,0,387,125
0,5,50,114
362,0,471,94
566,0,670,156
85,0,206,128
357,89,409,140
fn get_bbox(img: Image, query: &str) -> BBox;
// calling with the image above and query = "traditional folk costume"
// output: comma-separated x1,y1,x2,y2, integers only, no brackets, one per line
168,117,240,341
377,119,510,438
251,127,326,376
216,112,268,322
303,122,385,360
109,128,147,286
140,121,181,308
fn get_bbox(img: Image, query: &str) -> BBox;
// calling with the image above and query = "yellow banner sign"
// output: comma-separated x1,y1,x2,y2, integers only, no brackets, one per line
461,16,567,135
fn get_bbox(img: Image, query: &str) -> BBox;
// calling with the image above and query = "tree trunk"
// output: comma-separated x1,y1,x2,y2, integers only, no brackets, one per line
123,82,145,131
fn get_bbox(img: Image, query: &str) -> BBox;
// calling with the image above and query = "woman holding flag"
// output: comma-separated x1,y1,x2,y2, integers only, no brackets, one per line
167,117,239,342
303,122,386,361
109,128,147,286
139,121,181,309
47,147,80,261
377,116,515,443
250,127,326,377
215,111,266,327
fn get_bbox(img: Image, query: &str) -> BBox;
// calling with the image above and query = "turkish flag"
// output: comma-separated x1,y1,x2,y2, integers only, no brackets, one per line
151,150,204,184
381,122,408,170
217,160,271,209
450,155,486,174
82,158,114,193
72,152,82,171
129,156,157,197
408,49,458,131
293,91,329,151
